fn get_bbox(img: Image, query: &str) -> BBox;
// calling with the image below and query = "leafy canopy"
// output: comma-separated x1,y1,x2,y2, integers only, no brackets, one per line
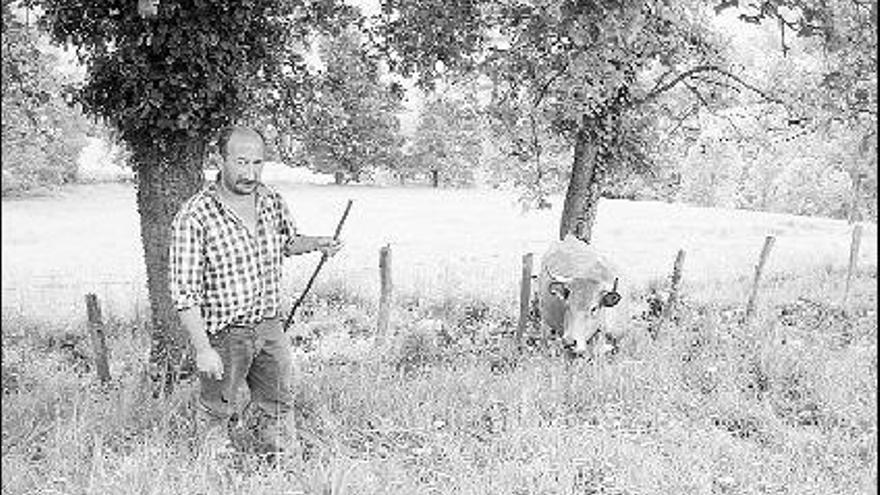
36,0,353,159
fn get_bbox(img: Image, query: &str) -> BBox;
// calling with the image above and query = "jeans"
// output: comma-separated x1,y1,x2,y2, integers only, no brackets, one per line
196,317,294,453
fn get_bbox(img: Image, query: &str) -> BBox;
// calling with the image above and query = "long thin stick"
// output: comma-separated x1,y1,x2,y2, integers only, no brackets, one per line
283,199,353,332
745,236,775,322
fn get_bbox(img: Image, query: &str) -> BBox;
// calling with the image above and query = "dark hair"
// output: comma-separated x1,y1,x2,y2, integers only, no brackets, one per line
217,126,266,159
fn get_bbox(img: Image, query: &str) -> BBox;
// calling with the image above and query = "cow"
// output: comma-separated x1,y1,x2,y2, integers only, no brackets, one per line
536,234,626,358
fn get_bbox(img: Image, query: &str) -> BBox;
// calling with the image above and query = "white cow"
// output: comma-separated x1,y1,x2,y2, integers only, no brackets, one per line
537,235,626,358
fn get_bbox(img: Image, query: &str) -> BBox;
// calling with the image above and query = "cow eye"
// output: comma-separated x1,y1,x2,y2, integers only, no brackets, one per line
549,282,570,299
600,291,621,307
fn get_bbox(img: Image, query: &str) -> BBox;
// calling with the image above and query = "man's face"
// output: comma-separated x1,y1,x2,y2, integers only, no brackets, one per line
220,132,264,196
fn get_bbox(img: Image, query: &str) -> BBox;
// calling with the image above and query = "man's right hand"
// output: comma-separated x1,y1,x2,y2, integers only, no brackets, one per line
196,347,224,380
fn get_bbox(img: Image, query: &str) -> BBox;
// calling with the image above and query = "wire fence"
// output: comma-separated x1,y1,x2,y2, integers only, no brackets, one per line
2,221,875,330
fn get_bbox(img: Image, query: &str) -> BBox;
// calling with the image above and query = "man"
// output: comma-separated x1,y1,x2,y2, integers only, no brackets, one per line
169,126,342,456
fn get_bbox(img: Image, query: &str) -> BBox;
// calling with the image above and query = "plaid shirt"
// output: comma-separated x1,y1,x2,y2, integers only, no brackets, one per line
169,180,298,335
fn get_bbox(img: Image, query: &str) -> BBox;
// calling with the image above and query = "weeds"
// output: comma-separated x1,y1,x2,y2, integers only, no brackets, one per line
2,268,877,494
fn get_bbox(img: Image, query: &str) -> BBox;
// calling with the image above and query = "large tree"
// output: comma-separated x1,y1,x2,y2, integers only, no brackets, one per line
35,0,350,389
374,0,808,242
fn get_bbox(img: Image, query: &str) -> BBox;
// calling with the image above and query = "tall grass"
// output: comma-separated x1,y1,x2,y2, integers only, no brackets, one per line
2,264,876,494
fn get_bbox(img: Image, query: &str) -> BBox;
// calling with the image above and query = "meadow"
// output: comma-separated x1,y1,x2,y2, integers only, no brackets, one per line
1,180,877,494
2,179,876,323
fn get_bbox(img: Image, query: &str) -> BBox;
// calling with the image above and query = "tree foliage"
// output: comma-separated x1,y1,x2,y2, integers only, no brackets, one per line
297,26,406,183
376,0,744,240
408,87,483,186
376,0,876,225
705,0,877,220
2,1,91,195
35,0,343,157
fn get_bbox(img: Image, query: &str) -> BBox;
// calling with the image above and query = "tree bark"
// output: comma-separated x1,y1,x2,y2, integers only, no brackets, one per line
431,169,439,188
134,140,205,391
334,171,345,185
559,124,602,243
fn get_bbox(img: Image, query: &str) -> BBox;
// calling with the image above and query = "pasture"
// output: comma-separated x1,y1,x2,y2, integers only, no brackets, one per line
1,180,877,494
2,180,876,323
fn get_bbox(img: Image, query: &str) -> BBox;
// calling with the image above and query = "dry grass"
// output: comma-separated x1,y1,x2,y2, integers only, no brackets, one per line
2,265,876,494
2,183,877,494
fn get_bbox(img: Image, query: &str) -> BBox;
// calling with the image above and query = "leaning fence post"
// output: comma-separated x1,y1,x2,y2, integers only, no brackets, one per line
745,236,776,322
85,293,111,383
516,253,535,350
377,244,393,343
662,249,686,324
843,224,863,306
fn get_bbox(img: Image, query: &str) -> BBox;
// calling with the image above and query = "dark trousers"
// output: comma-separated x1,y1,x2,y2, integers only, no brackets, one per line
196,317,294,452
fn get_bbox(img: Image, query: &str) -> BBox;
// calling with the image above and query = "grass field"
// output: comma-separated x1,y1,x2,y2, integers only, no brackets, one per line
1,181,877,494
2,181,876,323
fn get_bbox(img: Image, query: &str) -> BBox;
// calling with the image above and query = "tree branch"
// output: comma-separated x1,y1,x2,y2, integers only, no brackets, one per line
633,64,785,107
532,58,568,108
684,83,745,140
691,74,743,93
664,103,700,138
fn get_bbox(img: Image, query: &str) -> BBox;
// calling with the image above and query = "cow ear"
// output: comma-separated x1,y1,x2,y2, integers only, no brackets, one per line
548,281,570,299
600,278,621,307
600,291,621,307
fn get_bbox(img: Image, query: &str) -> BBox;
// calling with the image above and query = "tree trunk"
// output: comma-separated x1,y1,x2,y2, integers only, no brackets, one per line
134,140,205,392
334,171,344,185
559,124,602,243
431,169,439,188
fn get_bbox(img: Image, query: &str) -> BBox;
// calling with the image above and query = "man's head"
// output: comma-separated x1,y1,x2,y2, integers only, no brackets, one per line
217,126,265,196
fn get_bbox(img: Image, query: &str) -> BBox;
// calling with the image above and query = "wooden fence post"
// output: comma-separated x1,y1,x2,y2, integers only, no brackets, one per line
377,245,392,342
516,253,534,350
662,249,686,324
85,293,111,383
843,224,863,306
848,172,865,225
745,236,776,322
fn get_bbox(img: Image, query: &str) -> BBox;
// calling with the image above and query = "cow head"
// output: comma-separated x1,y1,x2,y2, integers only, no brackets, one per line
547,270,621,356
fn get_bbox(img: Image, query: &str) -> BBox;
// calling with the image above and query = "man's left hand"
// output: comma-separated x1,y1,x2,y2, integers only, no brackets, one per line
316,236,343,257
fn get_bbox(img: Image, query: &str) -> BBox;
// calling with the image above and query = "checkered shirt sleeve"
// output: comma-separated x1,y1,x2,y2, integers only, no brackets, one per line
278,194,298,257
169,208,205,312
